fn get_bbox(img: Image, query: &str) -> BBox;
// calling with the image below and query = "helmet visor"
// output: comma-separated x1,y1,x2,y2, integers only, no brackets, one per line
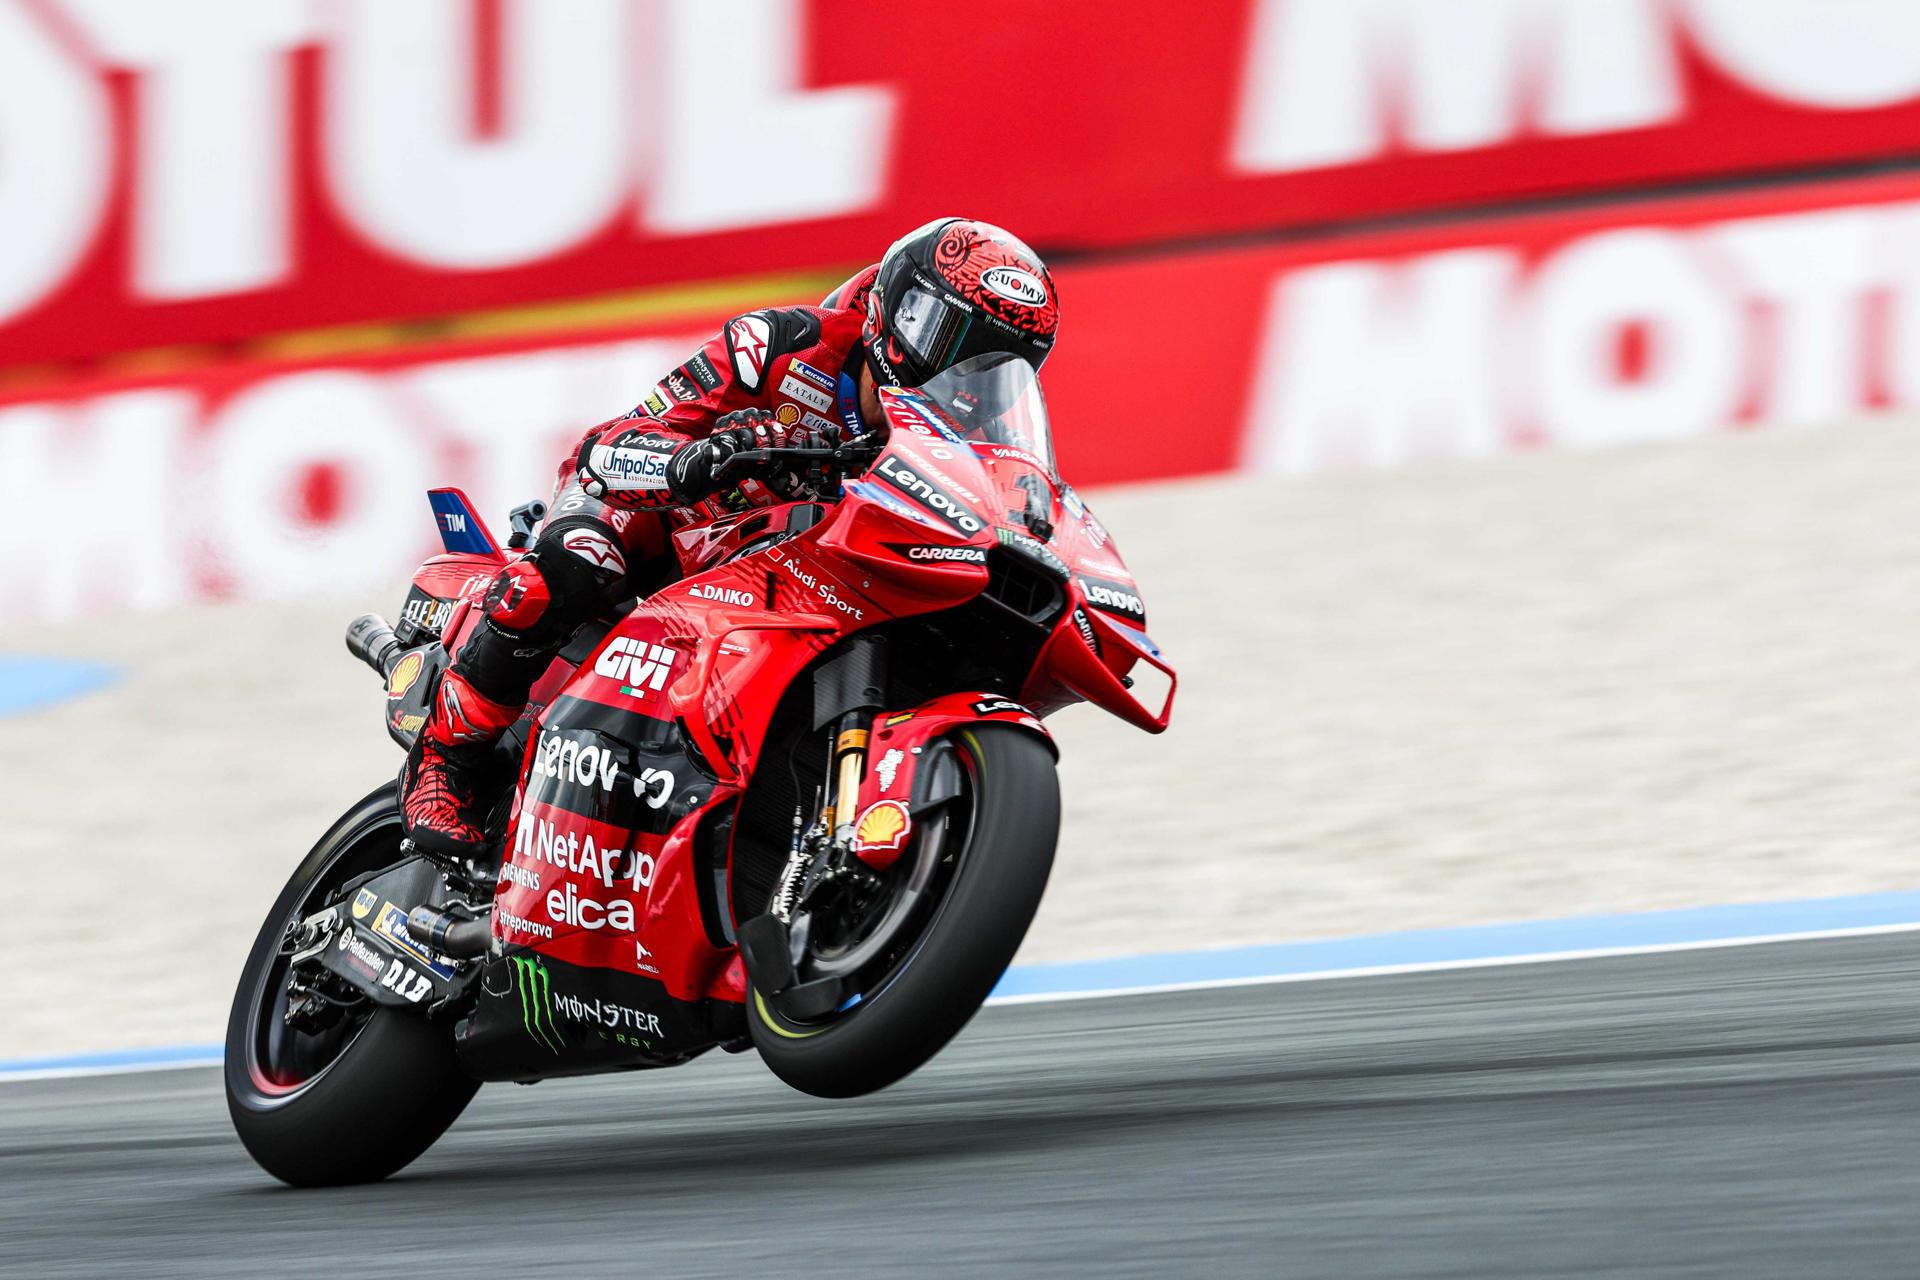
892,281,971,376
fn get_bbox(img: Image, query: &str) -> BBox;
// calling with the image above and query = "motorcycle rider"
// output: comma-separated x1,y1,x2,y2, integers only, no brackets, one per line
401,218,1063,856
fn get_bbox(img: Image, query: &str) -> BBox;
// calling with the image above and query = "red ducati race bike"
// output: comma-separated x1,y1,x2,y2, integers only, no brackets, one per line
225,354,1175,1185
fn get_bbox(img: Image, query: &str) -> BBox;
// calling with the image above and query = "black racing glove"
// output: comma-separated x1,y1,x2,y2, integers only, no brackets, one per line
667,408,834,503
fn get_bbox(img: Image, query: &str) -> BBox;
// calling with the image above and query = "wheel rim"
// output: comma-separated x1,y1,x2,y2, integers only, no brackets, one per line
241,811,402,1101
777,736,981,1024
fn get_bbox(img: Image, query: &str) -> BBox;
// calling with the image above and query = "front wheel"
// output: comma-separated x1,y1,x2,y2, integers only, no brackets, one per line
225,784,479,1186
749,725,1059,1097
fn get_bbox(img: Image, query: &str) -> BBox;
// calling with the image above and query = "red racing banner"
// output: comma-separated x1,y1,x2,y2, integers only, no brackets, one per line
5,169,1920,626
7,0,1920,363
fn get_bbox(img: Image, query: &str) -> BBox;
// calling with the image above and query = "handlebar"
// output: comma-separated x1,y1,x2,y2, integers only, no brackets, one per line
717,438,883,480
727,439,883,467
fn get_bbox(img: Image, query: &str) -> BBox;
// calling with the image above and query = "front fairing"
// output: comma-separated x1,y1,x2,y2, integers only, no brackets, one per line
978,456,1173,732
874,357,1174,732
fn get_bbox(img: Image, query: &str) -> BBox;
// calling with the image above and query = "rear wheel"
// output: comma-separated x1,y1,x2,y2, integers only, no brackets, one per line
749,726,1058,1097
225,784,479,1186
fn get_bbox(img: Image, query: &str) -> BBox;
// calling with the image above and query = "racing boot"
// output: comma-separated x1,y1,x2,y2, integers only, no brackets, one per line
400,666,523,858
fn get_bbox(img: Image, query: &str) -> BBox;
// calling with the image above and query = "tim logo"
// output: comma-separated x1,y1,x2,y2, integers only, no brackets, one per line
594,638,679,694
440,512,467,533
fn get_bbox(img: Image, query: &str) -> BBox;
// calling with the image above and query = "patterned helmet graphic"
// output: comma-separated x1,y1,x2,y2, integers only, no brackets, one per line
862,217,1059,389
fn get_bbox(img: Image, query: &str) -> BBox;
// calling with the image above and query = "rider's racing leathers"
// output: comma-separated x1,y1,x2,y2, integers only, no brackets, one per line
400,266,880,854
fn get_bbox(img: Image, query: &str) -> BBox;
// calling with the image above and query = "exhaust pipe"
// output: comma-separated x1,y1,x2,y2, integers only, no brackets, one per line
408,905,492,960
346,613,404,680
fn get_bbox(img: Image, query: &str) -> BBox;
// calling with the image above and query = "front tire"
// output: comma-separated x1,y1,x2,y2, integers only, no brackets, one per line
225,784,479,1186
749,726,1059,1097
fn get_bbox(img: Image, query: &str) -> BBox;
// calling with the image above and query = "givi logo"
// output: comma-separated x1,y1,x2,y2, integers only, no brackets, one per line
593,638,678,695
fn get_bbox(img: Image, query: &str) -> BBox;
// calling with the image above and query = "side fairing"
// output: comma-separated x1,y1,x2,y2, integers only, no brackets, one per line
488,569,843,1016
497,693,715,960
491,600,736,1005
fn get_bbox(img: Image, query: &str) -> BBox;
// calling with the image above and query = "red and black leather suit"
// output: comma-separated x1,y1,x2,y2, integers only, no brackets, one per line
400,265,882,854
401,216,1063,856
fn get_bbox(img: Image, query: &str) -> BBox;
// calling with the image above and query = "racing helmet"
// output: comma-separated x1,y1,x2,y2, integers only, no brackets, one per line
861,218,1060,390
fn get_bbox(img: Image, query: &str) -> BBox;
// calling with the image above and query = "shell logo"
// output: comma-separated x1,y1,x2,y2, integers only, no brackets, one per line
854,800,912,854
387,651,425,700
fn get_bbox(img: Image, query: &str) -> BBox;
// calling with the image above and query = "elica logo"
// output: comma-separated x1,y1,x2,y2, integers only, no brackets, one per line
688,583,755,607
876,456,983,534
514,813,657,933
594,638,677,692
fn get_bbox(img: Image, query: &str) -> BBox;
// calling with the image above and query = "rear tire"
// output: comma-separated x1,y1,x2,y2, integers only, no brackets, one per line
749,726,1058,1097
225,785,479,1186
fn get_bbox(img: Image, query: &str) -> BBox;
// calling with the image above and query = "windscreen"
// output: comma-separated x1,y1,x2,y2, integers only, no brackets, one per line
905,352,1056,476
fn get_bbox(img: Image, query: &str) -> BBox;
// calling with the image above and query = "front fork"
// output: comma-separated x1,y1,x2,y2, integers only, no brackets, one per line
814,632,888,842
825,715,870,844
771,635,889,924
743,635,892,1018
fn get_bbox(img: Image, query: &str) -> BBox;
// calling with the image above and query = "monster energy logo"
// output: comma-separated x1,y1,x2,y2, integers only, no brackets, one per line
509,955,563,1054
995,525,1069,577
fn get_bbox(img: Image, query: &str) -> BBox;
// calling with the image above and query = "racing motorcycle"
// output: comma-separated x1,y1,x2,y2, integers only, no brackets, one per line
225,352,1175,1185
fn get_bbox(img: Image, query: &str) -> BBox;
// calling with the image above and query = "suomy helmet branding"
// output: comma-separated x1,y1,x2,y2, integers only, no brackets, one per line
981,265,1048,306
862,217,1059,387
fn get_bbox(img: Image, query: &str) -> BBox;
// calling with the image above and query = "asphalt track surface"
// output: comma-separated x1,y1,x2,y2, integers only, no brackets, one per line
7,936,1920,1278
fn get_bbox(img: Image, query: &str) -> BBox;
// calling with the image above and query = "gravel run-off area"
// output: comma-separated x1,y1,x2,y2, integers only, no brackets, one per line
3,415,1913,1055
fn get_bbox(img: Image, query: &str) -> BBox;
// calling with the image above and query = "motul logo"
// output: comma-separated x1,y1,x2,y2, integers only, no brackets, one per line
1232,0,1920,173
0,2,896,328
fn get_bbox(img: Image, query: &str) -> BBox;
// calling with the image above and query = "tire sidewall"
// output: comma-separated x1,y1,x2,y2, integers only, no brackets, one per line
225,784,479,1186
748,726,1059,1097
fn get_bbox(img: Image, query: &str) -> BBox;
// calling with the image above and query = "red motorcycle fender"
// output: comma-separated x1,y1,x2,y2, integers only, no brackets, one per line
848,691,1056,872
